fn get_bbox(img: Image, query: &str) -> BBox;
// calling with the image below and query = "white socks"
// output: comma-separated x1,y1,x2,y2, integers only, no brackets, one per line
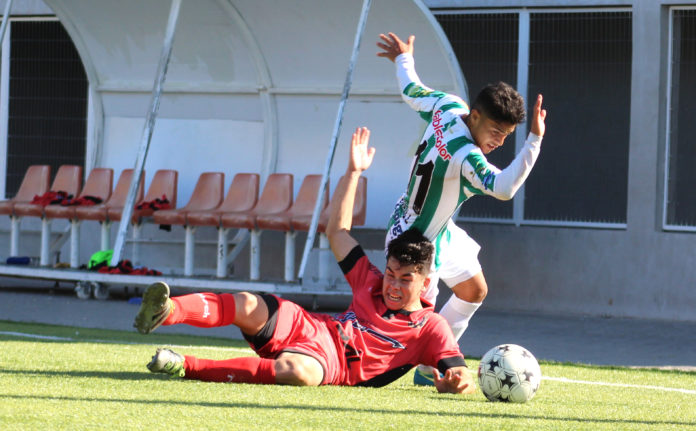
439,294,482,341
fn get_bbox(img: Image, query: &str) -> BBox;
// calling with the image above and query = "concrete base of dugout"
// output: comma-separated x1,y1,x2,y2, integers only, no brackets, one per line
0,221,389,302
2,285,695,370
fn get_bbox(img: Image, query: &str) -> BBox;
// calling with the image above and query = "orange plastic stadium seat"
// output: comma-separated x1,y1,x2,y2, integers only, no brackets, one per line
220,173,293,230
152,172,224,226
43,168,113,220
13,165,84,218
187,173,259,227
107,169,178,224
256,174,328,232
0,165,51,216
290,176,367,232
75,169,144,222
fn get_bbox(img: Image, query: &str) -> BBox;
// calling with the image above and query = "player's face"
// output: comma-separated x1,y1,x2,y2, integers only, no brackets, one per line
382,257,428,311
468,109,516,154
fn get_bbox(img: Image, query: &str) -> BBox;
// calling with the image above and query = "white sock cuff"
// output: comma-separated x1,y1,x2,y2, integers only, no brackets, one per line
446,295,481,316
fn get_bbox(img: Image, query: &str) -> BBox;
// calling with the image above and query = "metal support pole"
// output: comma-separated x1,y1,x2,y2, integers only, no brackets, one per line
40,218,51,266
100,221,111,250
250,229,261,280
184,225,195,276
132,223,142,266
216,227,228,278
9,216,19,256
297,0,372,281
69,219,80,268
110,0,182,266
0,0,14,50
513,10,530,227
225,229,249,266
0,0,14,256
318,233,330,281
284,231,296,282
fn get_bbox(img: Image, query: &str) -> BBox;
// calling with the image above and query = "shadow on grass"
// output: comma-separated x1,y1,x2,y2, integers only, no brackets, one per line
0,392,693,427
0,368,151,381
0,321,246,348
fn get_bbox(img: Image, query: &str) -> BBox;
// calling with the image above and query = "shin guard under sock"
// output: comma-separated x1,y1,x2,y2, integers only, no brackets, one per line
184,356,276,384
163,292,236,328
439,295,482,341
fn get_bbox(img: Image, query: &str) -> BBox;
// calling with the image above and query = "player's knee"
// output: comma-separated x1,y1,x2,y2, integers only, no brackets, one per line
474,282,488,302
234,292,262,319
274,355,323,386
453,279,487,303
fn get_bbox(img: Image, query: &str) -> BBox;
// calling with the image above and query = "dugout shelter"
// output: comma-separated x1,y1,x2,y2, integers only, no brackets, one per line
0,0,465,299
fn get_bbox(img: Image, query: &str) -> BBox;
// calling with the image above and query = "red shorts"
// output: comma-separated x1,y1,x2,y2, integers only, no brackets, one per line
248,295,341,385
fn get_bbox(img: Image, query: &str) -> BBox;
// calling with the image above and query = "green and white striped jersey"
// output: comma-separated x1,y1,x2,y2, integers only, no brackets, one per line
387,53,542,243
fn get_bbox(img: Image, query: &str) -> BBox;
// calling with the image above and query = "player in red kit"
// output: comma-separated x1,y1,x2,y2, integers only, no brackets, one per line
134,127,475,394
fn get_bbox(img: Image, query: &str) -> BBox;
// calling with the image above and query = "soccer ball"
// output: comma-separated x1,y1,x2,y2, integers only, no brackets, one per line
477,344,541,403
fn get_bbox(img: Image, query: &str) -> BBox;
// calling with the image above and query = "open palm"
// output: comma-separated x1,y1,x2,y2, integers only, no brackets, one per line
349,127,375,173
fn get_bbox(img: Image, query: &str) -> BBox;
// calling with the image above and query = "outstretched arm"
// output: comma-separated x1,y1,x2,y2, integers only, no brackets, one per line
463,95,547,200
377,32,469,116
377,32,420,92
326,127,375,262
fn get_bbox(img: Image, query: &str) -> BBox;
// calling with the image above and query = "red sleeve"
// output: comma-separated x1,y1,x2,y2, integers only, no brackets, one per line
419,314,467,372
338,245,383,295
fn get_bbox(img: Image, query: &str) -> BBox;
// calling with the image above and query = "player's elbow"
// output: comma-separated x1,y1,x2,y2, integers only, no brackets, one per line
493,185,522,201
325,226,346,244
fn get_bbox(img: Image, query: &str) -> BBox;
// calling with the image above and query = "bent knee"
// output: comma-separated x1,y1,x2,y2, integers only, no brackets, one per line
452,276,488,303
274,354,323,386
473,282,488,301
234,292,265,320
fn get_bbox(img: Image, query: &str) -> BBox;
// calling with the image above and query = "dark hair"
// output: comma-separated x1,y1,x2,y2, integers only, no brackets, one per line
386,228,433,275
471,81,526,125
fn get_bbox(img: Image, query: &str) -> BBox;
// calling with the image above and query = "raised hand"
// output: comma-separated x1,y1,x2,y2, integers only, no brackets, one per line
348,127,375,174
531,94,547,137
376,32,415,62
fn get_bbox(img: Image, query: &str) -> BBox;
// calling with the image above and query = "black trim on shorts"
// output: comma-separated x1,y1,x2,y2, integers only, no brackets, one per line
338,245,365,275
437,356,468,375
242,294,280,351
354,364,414,388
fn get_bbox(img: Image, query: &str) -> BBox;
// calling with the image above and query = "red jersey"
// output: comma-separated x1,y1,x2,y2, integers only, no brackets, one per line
318,246,466,386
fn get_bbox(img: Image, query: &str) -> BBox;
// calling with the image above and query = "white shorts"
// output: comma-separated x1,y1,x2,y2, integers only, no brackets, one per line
385,219,482,305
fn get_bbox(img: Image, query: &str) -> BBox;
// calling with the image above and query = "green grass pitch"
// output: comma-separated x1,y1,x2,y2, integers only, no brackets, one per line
1,320,695,430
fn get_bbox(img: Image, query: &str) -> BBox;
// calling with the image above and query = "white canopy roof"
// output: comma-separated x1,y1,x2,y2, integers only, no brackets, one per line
43,0,466,228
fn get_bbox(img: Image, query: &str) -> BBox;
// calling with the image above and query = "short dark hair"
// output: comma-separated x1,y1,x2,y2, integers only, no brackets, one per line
386,228,433,275
471,81,526,125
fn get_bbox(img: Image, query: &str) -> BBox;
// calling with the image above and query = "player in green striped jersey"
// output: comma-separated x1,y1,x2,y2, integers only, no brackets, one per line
377,32,547,384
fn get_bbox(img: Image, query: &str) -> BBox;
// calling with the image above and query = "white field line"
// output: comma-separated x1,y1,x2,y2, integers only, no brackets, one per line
1,331,73,341
0,331,253,354
3,330,695,395
542,376,696,395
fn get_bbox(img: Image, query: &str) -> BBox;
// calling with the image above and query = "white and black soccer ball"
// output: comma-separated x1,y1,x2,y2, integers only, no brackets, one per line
477,344,542,403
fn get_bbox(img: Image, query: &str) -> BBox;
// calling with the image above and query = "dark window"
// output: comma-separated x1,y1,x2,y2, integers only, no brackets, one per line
435,13,518,220
5,20,87,198
436,11,631,225
666,9,696,227
524,12,632,223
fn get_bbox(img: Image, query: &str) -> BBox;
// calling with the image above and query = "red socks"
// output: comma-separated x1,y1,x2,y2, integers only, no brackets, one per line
163,292,236,328
184,356,277,384
162,292,276,385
